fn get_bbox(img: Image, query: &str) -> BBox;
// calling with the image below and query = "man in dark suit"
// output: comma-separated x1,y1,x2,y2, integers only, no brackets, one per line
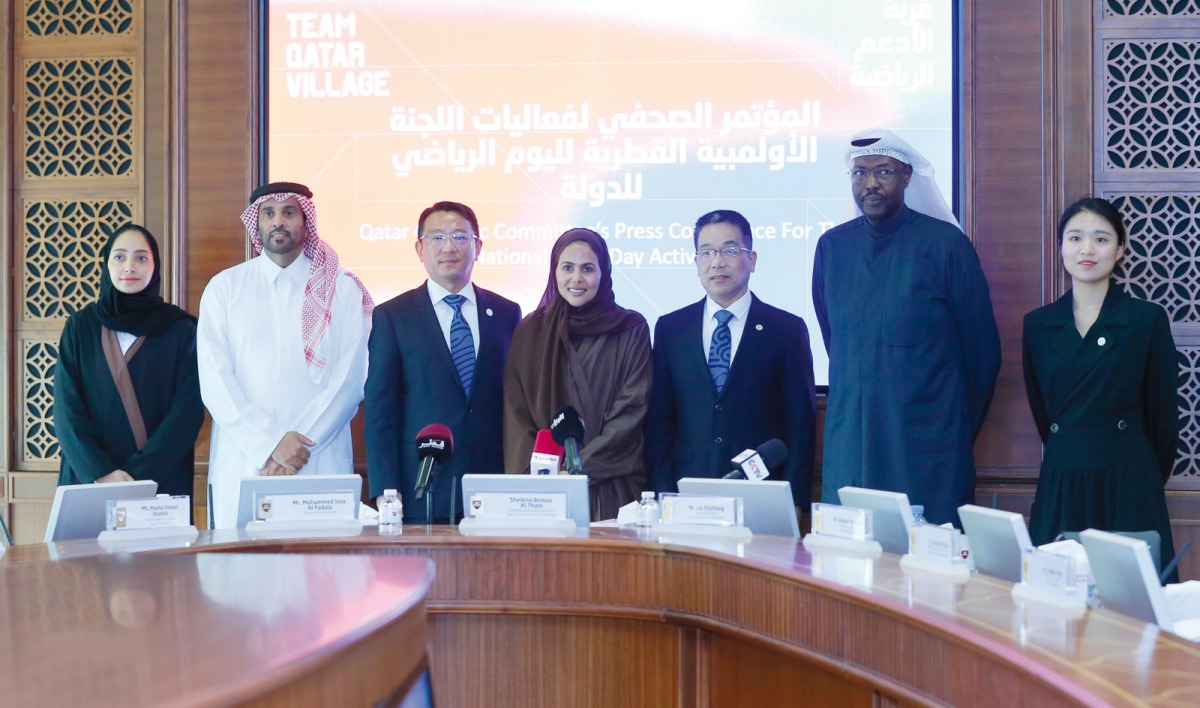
365,201,521,522
645,209,817,508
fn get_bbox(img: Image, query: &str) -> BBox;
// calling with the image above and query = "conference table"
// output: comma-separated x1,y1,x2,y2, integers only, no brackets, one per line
4,525,1200,706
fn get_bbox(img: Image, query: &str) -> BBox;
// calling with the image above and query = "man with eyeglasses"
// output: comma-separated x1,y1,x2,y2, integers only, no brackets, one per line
365,201,521,522
812,128,1001,527
645,209,817,508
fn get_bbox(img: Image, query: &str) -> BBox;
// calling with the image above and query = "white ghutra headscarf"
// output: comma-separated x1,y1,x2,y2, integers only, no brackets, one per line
845,128,959,228
239,182,374,382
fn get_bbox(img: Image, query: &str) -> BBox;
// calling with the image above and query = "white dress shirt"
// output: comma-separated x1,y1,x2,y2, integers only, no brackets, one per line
197,253,370,529
426,280,480,358
115,330,137,354
701,291,752,365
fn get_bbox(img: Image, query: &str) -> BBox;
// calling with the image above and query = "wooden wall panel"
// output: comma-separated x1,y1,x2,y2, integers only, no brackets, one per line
963,1,1049,478
182,0,258,488
183,0,257,320
430,614,680,707
705,633,878,706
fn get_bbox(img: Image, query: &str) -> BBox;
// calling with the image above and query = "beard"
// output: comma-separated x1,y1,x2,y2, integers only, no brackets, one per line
260,226,305,255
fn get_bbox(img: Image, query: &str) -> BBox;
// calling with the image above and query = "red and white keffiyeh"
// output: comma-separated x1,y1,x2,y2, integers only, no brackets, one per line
239,190,374,378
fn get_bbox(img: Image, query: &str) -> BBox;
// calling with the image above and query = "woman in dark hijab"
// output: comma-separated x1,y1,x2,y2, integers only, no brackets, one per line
503,228,652,519
54,224,204,498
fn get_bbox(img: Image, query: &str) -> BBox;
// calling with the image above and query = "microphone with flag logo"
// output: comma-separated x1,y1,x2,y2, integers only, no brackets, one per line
722,438,788,480
414,423,454,501
530,429,564,475
550,406,585,475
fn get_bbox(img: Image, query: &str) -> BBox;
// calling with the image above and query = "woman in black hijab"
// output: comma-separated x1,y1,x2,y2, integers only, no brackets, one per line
503,228,652,520
54,224,204,497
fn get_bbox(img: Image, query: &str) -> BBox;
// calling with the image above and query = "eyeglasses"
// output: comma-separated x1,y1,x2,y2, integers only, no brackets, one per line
849,168,899,183
695,246,751,261
421,231,477,245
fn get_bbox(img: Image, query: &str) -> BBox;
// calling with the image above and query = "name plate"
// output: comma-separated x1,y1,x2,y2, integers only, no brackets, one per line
106,496,190,530
469,492,567,520
255,491,357,521
1022,549,1077,591
810,503,871,541
909,523,962,562
659,494,742,528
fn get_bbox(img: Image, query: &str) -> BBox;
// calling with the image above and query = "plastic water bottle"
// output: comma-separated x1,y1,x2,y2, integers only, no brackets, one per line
379,489,403,534
911,504,927,526
636,491,660,527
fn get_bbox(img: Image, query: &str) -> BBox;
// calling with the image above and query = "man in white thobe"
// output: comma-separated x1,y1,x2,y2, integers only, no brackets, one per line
198,181,373,528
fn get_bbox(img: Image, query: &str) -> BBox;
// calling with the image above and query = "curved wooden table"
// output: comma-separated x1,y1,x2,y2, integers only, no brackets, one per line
7,526,1200,706
0,550,433,707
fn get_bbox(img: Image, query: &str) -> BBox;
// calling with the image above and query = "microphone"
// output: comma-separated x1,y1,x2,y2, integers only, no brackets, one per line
413,423,454,500
722,438,788,480
530,429,564,475
550,406,585,475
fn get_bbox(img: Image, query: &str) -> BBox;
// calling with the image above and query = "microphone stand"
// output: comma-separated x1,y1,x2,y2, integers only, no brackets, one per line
425,483,435,528
0,511,12,547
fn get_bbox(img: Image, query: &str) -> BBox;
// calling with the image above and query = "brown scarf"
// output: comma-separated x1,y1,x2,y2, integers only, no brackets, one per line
100,327,148,450
509,229,643,451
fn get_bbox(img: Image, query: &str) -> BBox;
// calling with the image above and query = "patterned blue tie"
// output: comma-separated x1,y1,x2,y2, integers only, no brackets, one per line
708,309,734,394
444,294,475,397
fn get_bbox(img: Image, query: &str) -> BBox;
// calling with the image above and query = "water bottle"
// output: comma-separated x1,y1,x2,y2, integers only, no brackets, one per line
636,491,659,527
379,489,403,534
911,504,926,526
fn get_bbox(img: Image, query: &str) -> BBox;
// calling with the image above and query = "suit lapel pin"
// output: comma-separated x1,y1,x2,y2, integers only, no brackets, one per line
755,324,763,331
486,308,494,317
1097,336,1106,346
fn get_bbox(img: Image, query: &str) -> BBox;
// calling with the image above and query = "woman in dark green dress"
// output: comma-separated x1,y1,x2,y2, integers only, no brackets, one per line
1023,198,1179,579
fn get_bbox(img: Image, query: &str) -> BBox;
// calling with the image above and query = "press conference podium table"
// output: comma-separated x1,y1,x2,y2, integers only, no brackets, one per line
7,527,1200,706
0,551,434,707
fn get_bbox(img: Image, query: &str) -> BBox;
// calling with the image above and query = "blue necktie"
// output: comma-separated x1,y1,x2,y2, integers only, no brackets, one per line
444,294,475,398
708,309,734,394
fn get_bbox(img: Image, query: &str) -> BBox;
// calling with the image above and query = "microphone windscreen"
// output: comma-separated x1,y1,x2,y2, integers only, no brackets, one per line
756,438,788,470
549,406,585,445
533,429,564,456
415,423,454,462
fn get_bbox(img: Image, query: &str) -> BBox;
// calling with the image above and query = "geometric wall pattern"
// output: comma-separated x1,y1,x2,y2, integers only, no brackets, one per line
23,199,135,320
1112,193,1200,323
1099,0,1200,486
23,0,134,37
22,340,61,463
1101,40,1200,171
1176,348,1200,479
23,57,136,178
1104,0,1200,17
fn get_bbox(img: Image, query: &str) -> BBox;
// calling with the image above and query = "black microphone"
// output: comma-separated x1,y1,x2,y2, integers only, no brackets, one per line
414,423,454,500
550,406,585,475
722,438,788,480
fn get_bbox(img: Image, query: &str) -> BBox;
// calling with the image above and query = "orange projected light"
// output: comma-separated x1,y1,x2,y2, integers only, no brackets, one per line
268,1,956,385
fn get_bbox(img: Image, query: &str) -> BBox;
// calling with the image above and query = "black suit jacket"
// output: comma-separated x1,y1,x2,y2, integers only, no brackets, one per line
365,283,520,521
644,294,817,507
1022,284,1180,482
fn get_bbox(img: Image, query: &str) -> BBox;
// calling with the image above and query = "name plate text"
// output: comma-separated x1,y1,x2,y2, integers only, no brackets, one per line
107,496,190,530
909,523,962,562
810,502,870,541
469,492,568,520
256,491,357,521
660,494,741,527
